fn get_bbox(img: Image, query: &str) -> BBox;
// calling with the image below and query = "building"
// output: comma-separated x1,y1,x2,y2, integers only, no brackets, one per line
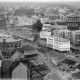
40,31,51,39
42,24,51,31
66,13,80,30
71,30,80,44
49,14,60,20
53,30,80,45
47,36,70,51
0,33,22,57
53,29,71,41
39,17,49,24
12,62,28,80
52,25,67,30
54,19,66,25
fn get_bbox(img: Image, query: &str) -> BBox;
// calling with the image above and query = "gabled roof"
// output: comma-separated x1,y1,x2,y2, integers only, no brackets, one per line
11,51,21,62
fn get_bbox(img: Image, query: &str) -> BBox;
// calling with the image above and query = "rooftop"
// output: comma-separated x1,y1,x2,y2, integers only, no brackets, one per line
22,45,36,52
72,30,80,33
72,72,80,79
54,19,66,22
0,37,22,43
66,13,79,17
0,33,12,38
44,70,62,80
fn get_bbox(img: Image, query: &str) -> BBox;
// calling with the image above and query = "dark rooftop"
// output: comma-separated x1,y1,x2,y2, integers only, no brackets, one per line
61,59,76,65
76,64,80,70
22,45,36,52
72,72,80,79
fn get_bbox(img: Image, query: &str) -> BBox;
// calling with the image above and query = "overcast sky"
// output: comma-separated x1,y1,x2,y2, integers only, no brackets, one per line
1,0,80,2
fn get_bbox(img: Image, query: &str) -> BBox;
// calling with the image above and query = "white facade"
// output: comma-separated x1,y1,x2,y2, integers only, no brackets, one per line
42,24,51,31
40,31,51,39
40,18,49,24
47,36,70,51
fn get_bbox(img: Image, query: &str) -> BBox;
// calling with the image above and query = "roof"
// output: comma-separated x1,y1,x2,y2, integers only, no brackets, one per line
48,36,70,42
22,45,36,52
43,24,51,26
61,59,76,65
0,33,12,38
66,13,79,17
54,19,66,22
44,70,62,80
72,72,80,79
57,29,71,32
11,51,21,62
0,37,21,43
72,30,80,33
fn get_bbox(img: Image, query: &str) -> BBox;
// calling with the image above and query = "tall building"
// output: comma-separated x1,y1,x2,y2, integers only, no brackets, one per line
66,13,80,30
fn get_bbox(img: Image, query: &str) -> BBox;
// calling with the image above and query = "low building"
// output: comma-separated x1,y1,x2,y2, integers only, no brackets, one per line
40,31,51,39
47,36,70,51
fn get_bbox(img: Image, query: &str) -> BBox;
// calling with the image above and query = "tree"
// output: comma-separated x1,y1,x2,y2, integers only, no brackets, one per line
32,19,43,32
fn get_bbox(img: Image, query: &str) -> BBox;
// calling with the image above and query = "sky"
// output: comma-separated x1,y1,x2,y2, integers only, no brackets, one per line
1,0,80,2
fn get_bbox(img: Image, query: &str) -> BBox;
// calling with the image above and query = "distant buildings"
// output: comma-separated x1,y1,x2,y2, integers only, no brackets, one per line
14,16,37,26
